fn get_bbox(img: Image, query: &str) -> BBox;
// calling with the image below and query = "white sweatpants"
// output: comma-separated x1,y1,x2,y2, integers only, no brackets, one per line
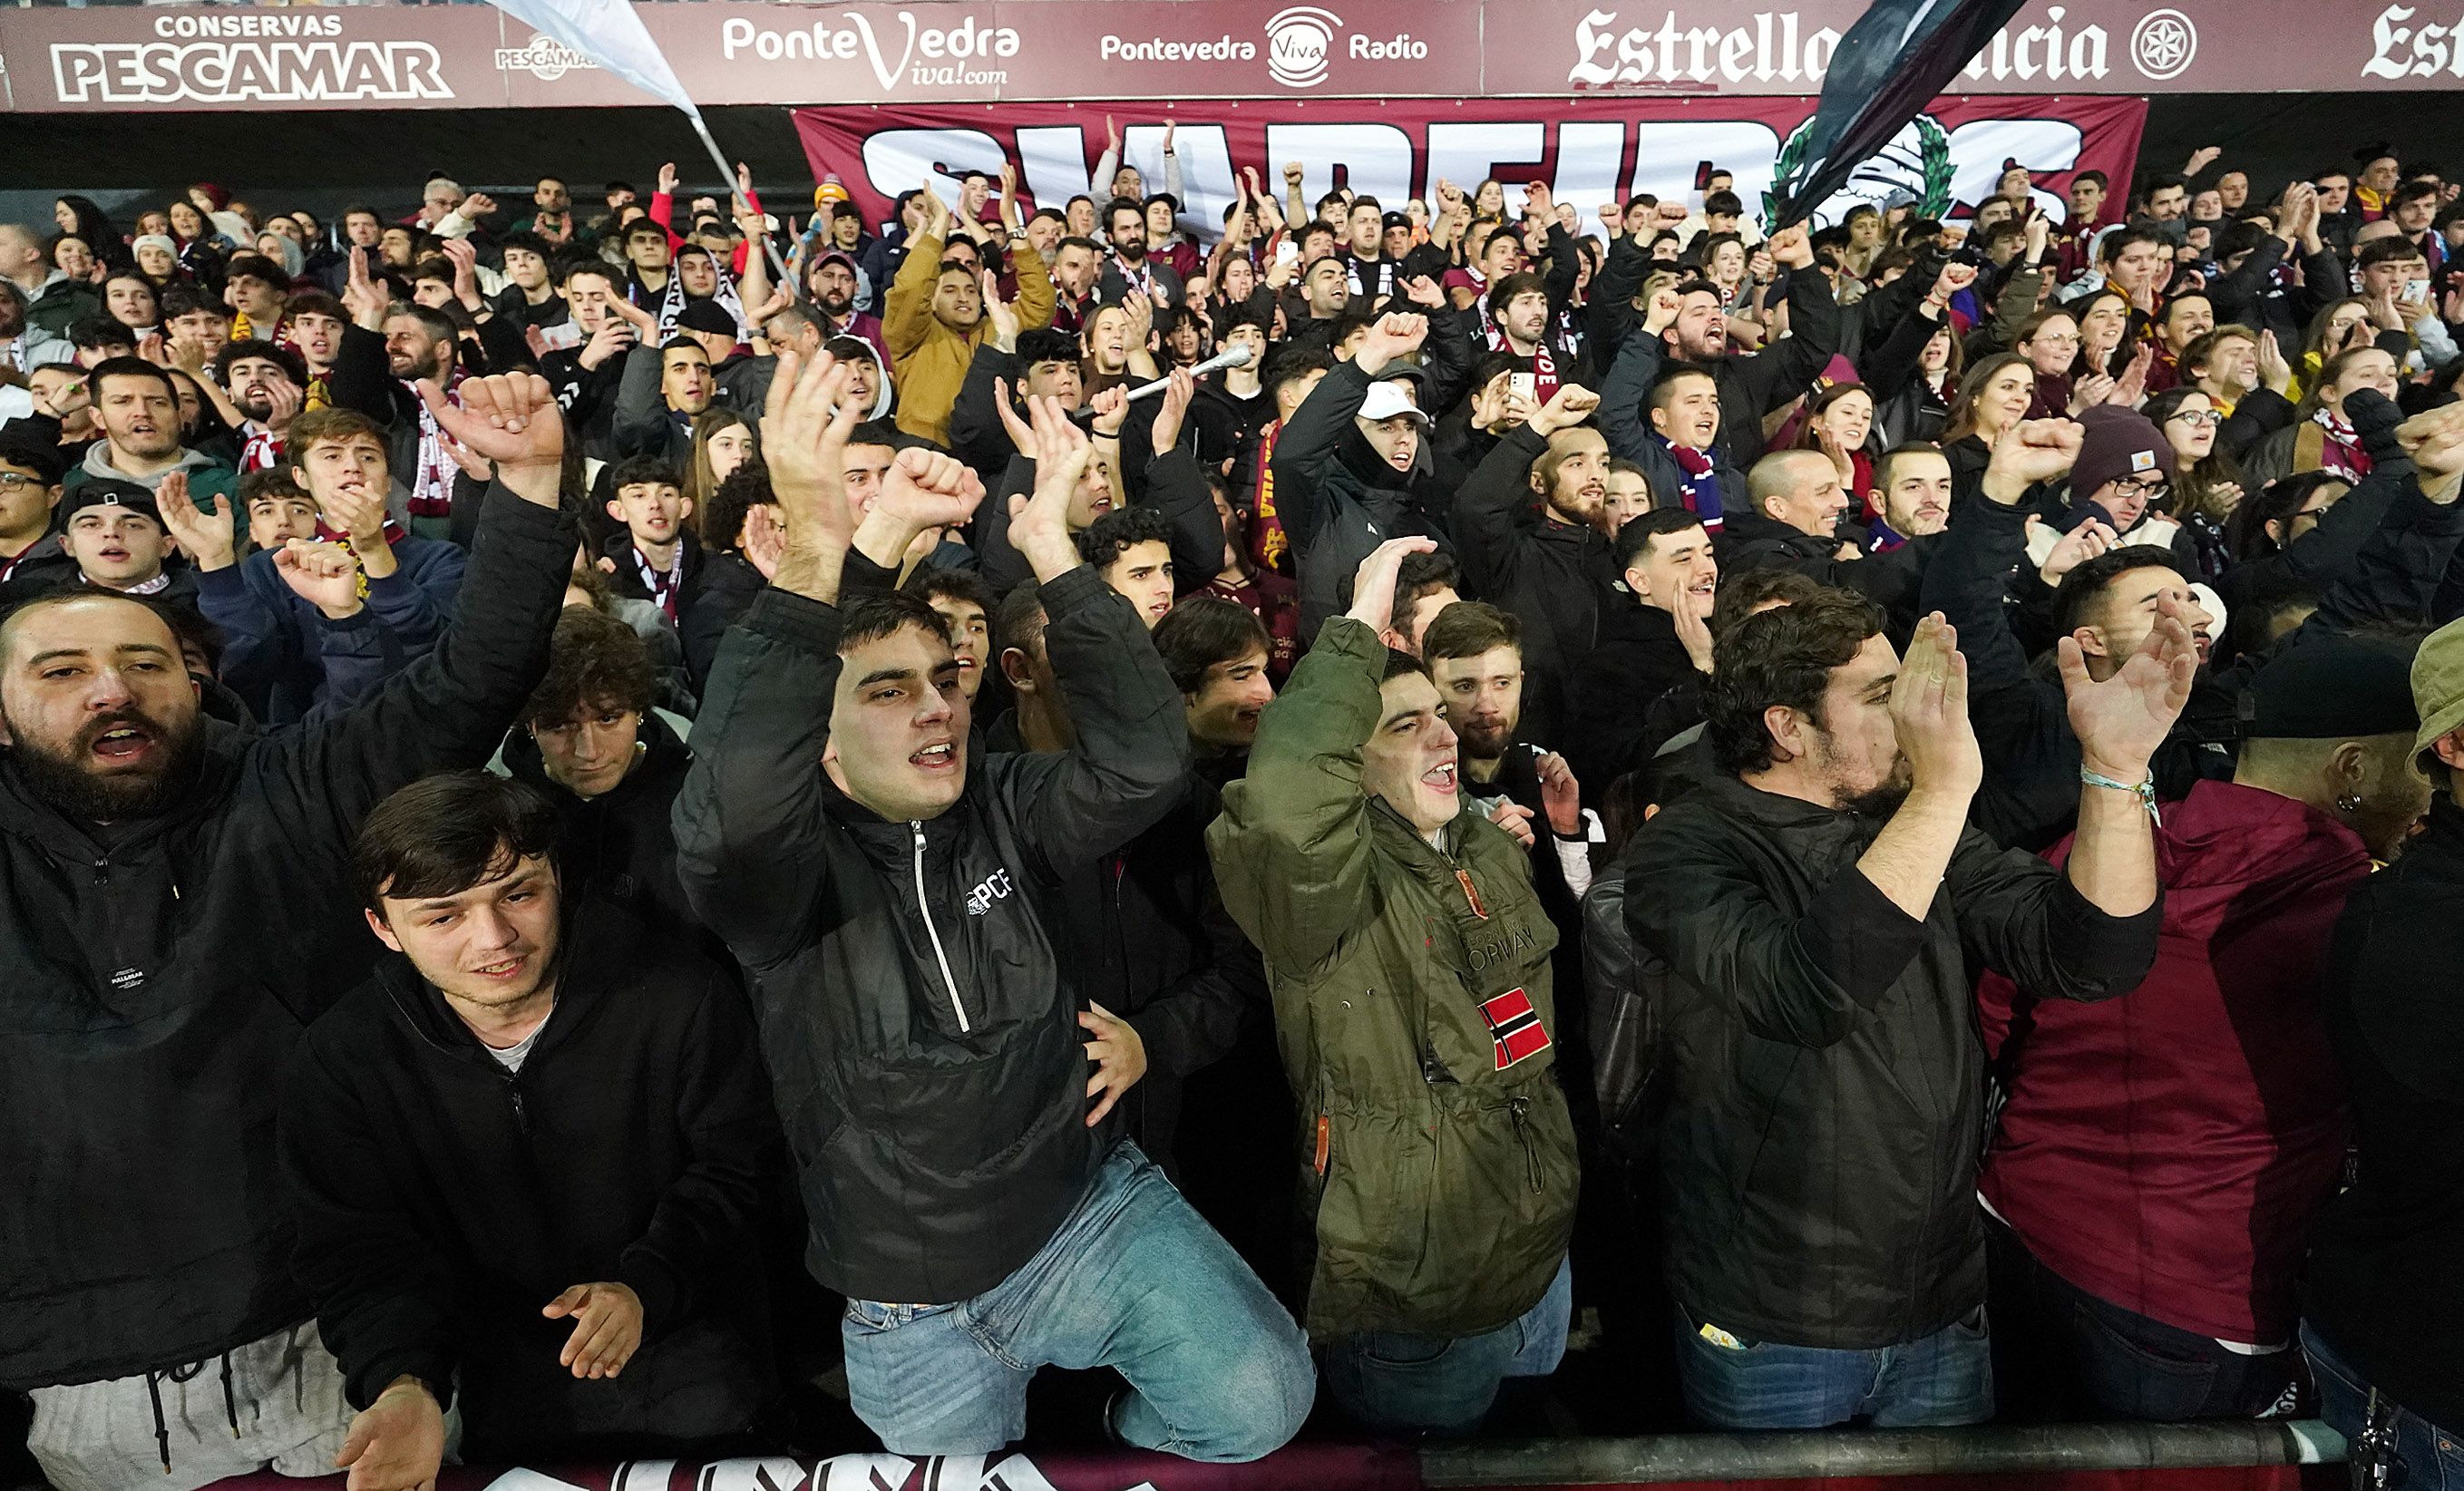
27,1320,355,1491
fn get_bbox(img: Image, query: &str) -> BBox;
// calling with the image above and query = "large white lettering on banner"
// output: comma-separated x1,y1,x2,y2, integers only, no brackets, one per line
833,109,2101,245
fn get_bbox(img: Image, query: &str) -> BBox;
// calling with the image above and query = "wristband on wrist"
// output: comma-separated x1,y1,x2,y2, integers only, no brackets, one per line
2079,765,2160,823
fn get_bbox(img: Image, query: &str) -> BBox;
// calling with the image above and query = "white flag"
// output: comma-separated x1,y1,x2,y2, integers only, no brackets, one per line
486,0,696,114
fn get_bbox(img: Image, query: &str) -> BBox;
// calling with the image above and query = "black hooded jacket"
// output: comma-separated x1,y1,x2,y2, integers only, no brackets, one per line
501,709,714,965
280,909,778,1456
0,490,575,1390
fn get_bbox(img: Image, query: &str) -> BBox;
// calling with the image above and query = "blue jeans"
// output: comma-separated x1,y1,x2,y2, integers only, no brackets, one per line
1320,1257,1573,1436
1677,1304,1996,1429
2304,1323,2464,1490
840,1140,1312,1461
1990,1224,2303,1421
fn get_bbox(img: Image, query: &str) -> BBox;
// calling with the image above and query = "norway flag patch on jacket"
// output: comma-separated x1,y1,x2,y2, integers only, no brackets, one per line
1479,987,1552,1070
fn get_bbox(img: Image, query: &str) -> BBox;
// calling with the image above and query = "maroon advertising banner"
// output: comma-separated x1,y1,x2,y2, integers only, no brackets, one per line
0,0,2457,112
791,94,2147,242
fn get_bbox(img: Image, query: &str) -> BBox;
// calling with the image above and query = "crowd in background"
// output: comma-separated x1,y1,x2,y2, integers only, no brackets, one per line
5,131,2464,1491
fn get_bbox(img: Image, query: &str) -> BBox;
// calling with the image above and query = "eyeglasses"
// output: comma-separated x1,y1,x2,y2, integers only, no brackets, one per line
2109,476,2170,501
0,473,47,492
2166,409,2222,427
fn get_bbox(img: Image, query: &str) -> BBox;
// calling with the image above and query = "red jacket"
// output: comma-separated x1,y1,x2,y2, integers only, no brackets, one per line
1978,780,2362,1342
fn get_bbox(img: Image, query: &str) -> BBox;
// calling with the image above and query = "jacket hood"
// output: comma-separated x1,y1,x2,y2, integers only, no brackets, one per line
80,441,220,491
365,900,648,1066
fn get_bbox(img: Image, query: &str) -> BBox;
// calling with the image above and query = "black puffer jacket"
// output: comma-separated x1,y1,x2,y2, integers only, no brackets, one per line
676,564,1189,1305
0,491,575,1389
281,911,778,1456
1621,772,2159,1349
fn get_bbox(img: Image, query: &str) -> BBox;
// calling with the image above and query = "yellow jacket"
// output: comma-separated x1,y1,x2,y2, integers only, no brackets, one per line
884,232,1056,446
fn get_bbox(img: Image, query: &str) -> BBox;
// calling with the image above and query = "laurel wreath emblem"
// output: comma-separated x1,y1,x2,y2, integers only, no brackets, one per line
1761,112,1955,228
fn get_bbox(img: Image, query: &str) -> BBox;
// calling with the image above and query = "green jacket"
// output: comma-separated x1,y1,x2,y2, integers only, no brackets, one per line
1208,616,1578,1340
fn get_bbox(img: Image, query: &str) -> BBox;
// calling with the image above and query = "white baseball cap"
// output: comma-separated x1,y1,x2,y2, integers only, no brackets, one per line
1358,377,1430,424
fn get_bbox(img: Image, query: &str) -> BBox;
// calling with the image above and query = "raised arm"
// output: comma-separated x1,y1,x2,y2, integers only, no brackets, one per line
2049,592,2193,918
1009,229,1057,332
255,375,576,842
1600,287,1677,463
1586,234,1652,359
1455,423,1550,599
1142,372,1232,596
988,397,1193,874
610,343,670,458
881,202,948,360
1859,291,1950,400
1729,226,1838,418
1208,538,1432,969
674,351,871,968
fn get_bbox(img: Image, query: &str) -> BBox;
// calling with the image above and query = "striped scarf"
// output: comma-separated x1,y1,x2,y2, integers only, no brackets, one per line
2313,408,2370,483
404,369,468,519
1247,422,1289,574
1660,436,1725,527
239,424,281,474
653,260,747,342
1486,323,1560,404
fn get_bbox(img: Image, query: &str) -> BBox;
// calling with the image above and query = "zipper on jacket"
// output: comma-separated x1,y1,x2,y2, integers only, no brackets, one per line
911,823,971,1035
503,1076,531,1136
90,857,109,887
1508,1096,1541,1194
1454,867,1489,920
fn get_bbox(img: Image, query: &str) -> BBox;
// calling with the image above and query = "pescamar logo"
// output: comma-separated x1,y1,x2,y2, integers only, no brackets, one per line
1760,112,1953,230
1264,5,1342,86
494,34,599,82
53,37,453,105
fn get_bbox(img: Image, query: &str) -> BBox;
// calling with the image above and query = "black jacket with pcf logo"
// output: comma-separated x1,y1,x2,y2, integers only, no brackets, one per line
676,563,1191,1306
0,492,576,1390
280,909,780,1458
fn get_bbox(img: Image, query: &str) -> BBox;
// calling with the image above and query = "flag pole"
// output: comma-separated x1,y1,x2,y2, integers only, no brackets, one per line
682,108,791,282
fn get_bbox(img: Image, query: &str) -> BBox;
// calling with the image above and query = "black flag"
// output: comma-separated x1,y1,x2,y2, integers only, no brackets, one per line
1764,0,2030,231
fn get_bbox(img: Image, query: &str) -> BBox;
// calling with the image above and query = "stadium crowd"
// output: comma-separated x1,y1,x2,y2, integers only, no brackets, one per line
2,134,2464,1491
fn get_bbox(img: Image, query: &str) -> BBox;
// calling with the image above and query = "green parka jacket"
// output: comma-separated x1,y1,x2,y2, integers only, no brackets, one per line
1208,616,1578,1340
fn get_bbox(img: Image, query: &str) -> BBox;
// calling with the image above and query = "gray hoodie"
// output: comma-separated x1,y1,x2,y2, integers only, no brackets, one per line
77,440,229,494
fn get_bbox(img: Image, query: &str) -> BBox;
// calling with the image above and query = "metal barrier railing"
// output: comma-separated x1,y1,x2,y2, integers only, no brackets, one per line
1421,1420,2352,1487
